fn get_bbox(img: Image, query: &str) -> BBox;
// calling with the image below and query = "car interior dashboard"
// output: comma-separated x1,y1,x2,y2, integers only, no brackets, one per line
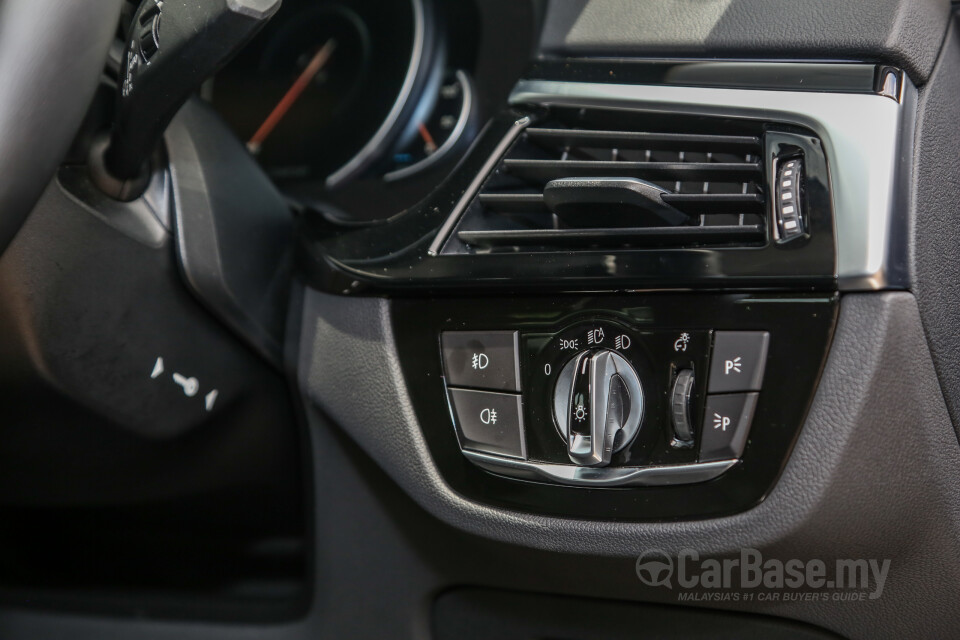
0,0,959,639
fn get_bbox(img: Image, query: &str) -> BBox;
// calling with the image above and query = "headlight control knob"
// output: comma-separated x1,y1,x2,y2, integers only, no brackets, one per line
553,349,644,467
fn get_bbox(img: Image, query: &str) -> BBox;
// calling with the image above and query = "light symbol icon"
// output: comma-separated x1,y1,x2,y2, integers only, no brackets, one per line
615,335,631,350
587,328,605,345
480,408,498,425
472,352,489,370
724,356,742,375
674,333,690,352
574,403,588,422
713,413,731,431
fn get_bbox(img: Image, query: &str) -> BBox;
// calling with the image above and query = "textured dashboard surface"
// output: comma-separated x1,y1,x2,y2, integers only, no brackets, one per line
5,294,958,640
539,0,950,85
912,20,960,439
301,290,960,639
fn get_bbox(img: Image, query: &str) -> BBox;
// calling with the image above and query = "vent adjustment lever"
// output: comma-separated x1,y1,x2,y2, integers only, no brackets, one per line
543,177,688,227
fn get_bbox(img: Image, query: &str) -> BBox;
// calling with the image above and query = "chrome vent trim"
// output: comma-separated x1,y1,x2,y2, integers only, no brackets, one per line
506,79,913,291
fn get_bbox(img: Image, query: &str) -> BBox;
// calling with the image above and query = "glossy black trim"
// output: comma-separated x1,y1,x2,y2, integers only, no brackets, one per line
296,107,837,295
393,293,837,521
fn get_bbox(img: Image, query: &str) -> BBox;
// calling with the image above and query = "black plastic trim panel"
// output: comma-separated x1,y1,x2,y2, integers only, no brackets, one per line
434,588,845,640
392,292,837,520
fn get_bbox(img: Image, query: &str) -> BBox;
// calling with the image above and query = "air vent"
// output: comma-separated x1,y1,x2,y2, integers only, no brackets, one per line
443,108,771,253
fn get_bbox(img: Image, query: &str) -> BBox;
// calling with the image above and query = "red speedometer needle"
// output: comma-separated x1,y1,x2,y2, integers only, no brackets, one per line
418,122,437,154
247,39,337,155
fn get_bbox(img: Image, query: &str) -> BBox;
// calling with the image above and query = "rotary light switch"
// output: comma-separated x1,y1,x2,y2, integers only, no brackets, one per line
553,349,644,467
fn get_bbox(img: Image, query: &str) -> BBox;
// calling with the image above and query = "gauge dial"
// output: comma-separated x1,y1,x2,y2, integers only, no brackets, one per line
210,0,423,183
384,69,475,182
210,0,485,220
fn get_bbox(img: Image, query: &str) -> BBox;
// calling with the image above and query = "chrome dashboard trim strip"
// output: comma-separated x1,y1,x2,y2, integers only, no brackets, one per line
462,449,738,487
508,78,913,291
427,115,531,256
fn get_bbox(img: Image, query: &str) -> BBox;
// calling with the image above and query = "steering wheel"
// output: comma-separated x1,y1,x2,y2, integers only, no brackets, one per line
0,0,122,253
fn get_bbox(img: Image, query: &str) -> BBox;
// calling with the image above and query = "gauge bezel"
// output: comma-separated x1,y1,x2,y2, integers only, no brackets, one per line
383,69,475,182
324,0,431,188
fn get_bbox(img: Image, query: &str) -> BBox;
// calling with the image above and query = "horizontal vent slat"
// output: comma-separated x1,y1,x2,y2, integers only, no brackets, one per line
458,224,765,248
502,159,761,183
477,193,548,213
477,193,763,216
525,128,761,153
446,107,776,255
660,193,764,214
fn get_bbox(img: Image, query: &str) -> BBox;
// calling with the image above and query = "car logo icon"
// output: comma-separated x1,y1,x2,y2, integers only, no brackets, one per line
635,549,674,588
